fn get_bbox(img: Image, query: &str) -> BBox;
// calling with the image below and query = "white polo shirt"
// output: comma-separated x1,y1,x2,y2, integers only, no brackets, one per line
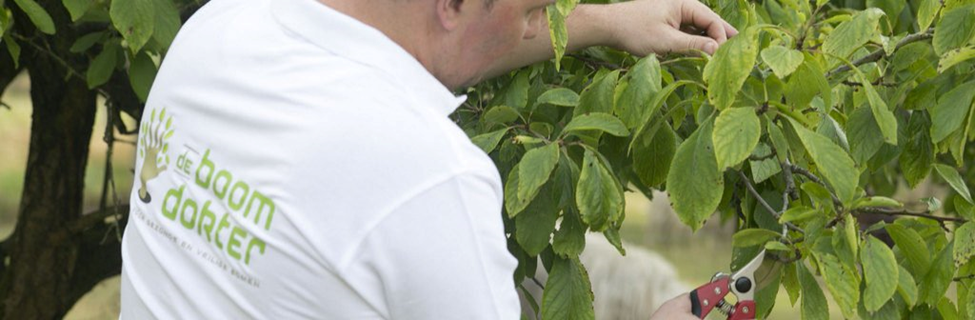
119,0,520,318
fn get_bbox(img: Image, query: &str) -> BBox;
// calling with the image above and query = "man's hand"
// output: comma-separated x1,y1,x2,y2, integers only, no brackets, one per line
649,293,700,320
484,0,738,79
605,0,738,56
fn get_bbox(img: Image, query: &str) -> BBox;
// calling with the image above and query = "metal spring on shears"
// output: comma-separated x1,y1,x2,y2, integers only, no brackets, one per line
715,299,735,316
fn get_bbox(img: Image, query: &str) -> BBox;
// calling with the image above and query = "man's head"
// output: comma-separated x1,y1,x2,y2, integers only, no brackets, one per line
431,0,553,88
321,0,552,89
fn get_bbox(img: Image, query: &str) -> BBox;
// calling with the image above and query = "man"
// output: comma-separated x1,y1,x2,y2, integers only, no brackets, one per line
120,0,736,318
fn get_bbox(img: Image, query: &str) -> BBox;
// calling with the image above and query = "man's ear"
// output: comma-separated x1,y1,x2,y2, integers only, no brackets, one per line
436,0,465,30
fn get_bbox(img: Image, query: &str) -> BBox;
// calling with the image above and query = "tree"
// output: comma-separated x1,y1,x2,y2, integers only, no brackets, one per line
0,0,199,318
1,0,974,319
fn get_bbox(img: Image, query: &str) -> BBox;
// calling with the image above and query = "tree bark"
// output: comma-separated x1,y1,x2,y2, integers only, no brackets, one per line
0,54,98,319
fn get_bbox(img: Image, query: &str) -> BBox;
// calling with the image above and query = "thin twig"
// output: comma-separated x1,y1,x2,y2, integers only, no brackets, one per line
825,28,935,78
955,274,975,282
789,164,844,209
739,171,778,217
565,53,622,70
11,33,86,82
841,80,898,87
737,171,804,234
853,207,966,232
748,151,777,161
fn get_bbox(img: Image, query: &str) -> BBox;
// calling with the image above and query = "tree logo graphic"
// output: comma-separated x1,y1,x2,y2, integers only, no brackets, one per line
137,107,174,203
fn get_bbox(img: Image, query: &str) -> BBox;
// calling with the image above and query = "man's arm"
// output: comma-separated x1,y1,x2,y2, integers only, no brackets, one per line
484,0,738,79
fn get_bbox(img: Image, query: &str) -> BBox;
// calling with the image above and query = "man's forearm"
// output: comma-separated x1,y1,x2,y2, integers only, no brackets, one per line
482,5,615,79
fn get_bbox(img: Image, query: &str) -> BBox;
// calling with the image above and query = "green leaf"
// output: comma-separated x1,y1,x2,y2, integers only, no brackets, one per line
4,34,21,69
901,112,935,188
574,70,619,116
517,143,560,206
505,164,531,217
128,52,157,103
666,118,723,231
847,106,885,164
957,196,975,220
765,241,791,251
917,0,941,31
505,71,530,110
785,57,831,109
703,26,759,110
633,121,676,187
934,164,973,204
933,5,975,56
110,0,155,53
887,224,932,275
615,55,661,129
938,297,962,320
602,227,625,255
552,207,585,257
546,4,569,70
788,119,859,205
779,206,818,223
748,143,780,183
576,149,623,231
820,253,859,319
968,281,975,320
954,222,975,268
732,228,781,247
761,46,804,78
151,0,181,50
931,81,975,143
536,88,580,107
823,8,885,64
844,65,897,145
470,128,508,154
70,31,105,53
515,182,559,256
541,257,594,320
713,107,761,170
797,262,830,320
86,44,118,89
897,265,919,308
939,46,975,73
919,241,954,306
563,113,629,137
484,106,520,125
62,0,93,22
627,80,700,153
861,235,899,312
13,0,55,34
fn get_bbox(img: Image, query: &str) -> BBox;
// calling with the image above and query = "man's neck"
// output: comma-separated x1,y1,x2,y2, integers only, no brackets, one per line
316,0,442,79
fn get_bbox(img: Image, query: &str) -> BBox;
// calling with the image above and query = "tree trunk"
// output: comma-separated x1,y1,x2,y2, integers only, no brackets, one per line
0,58,97,318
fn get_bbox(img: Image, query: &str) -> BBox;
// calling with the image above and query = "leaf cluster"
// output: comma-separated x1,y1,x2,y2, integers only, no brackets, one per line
457,0,975,318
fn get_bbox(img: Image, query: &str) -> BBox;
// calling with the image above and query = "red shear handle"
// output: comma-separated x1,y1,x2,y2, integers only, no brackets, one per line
729,300,757,320
689,277,730,319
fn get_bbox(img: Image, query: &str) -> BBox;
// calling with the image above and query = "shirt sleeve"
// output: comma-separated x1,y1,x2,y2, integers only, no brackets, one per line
339,171,521,320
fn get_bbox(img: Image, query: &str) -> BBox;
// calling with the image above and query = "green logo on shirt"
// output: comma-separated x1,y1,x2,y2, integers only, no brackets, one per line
138,107,173,203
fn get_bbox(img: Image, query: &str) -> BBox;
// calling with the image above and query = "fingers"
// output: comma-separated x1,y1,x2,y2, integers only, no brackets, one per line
681,0,737,45
666,28,719,55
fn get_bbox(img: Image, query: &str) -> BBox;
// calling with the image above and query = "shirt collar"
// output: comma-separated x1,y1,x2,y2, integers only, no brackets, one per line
270,0,467,116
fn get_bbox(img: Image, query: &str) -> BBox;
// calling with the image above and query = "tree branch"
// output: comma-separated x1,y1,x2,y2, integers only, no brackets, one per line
737,171,804,234
826,28,935,78
789,164,844,209
853,207,967,232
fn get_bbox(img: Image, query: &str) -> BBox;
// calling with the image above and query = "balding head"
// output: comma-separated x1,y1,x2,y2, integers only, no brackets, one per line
320,0,551,88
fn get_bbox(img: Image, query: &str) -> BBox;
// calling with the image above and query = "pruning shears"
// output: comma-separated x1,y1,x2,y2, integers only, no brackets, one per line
689,249,766,320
